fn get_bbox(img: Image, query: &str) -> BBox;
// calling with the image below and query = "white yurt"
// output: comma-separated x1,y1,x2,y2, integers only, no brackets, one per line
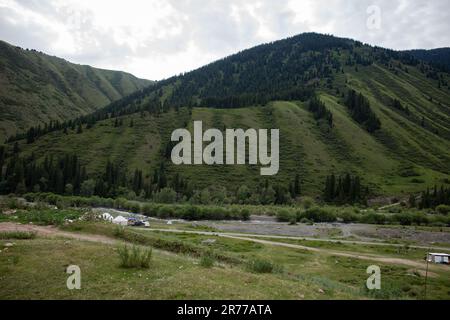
113,216,128,226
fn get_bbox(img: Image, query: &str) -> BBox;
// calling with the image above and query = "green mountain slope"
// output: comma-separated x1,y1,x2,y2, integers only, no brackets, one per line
2,33,450,200
0,40,152,141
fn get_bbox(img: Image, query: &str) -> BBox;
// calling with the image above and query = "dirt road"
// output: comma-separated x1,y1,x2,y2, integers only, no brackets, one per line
145,228,450,251
144,228,450,271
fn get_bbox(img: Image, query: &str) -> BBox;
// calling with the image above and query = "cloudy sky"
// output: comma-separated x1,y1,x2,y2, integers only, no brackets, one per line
0,0,449,80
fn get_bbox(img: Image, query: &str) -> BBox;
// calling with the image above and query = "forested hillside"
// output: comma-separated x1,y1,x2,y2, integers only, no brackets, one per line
1,33,449,205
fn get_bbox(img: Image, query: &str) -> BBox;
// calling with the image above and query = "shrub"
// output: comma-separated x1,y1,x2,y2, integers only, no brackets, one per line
338,210,359,223
276,209,295,222
301,207,337,223
157,205,174,219
247,259,275,274
392,213,413,226
113,226,126,238
436,205,450,215
199,255,215,268
153,187,177,204
240,208,251,221
359,212,386,225
117,245,152,269
301,197,315,209
183,205,201,220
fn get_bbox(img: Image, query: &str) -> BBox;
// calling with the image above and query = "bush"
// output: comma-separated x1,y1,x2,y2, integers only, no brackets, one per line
117,245,152,269
240,208,251,221
199,255,215,268
276,209,295,222
153,187,177,204
301,197,315,209
300,207,337,223
113,226,126,237
247,259,276,274
338,210,359,223
359,212,386,225
157,205,174,219
436,205,450,215
392,213,413,226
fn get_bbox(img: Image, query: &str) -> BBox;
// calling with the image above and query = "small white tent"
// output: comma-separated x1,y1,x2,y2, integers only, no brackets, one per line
113,216,128,226
100,213,114,222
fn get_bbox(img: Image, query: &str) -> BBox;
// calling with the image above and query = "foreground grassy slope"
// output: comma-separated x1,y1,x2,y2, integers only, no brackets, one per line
0,40,152,141
1,221,449,300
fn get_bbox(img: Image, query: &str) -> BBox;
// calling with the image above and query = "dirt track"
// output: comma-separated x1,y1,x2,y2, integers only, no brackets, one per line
145,228,450,272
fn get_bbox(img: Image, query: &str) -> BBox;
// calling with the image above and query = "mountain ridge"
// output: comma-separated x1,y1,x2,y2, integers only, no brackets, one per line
1,33,449,202
0,39,153,142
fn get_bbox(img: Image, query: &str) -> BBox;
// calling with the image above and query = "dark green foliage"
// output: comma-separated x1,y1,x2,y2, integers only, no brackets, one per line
276,209,295,222
405,48,450,72
299,207,337,223
246,259,277,274
416,185,450,209
308,96,333,127
0,153,87,196
391,98,410,115
345,90,381,132
0,145,4,181
323,173,367,204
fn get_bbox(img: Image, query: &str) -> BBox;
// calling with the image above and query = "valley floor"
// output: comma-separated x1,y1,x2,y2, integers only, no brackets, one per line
0,217,449,300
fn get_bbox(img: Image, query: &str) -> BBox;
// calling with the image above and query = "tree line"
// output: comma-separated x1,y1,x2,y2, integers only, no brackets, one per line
0,151,304,205
323,173,369,204
344,90,381,133
409,185,450,209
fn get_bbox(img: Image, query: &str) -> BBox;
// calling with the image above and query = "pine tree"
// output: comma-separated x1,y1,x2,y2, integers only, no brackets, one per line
13,142,19,154
294,174,301,197
0,146,4,181
409,194,416,207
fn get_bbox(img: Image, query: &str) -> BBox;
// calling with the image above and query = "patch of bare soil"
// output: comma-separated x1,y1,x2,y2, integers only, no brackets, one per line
352,226,450,245
407,269,439,278
201,218,450,246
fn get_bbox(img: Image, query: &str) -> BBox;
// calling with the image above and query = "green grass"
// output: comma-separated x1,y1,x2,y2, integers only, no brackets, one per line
0,231,36,240
1,221,449,300
117,245,152,269
0,208,84,226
